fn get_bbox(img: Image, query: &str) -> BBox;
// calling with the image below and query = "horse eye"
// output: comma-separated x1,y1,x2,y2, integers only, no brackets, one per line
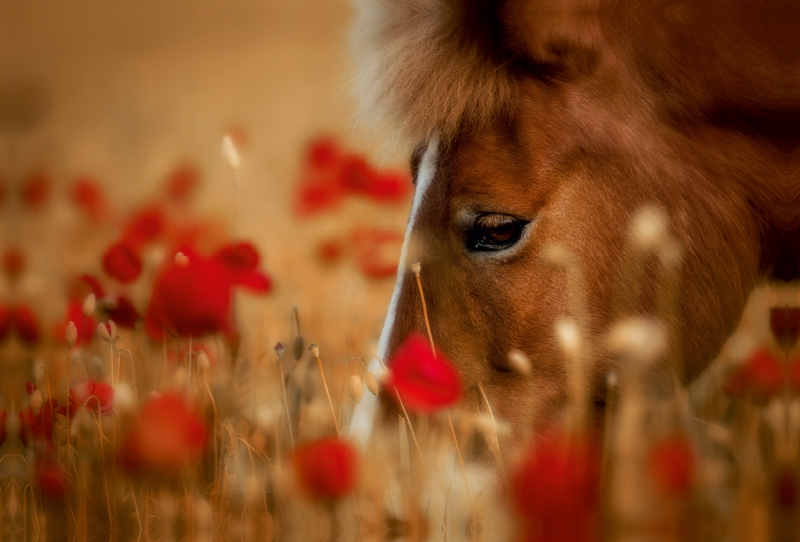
465,214,528,252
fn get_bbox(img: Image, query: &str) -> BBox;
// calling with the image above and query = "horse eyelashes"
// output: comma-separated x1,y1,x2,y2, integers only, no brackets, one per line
465,214,529,252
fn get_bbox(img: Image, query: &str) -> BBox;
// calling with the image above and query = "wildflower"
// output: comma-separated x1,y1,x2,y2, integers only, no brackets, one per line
122,205,166,247
383,333,463,414
214,242,272,292
165,163,200,203
19,401,55,452
0,410,6,445
106,296,141,328
316,239,344,263
348,375,364,403
78,274,105,298
510,430,600,542
293,438,358,502
2,247,24,280
1,305,41,345
120,392,207,472
70,176,108,222
723,348,783,403
59,380,115,418
350,229,404,279
36,461,66,500
646,435,695,497
102,240,143,284
53,299,96,346
21,170,49,210
0,305,11,343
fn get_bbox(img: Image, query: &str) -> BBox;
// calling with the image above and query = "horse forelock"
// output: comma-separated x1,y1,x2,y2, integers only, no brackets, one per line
348,134,441,448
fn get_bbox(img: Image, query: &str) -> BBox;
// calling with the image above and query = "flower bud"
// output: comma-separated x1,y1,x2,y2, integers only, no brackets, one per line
65,321,78,347
348,375,364,403
274,342,285,359
82,294,96,318
409,260,421,276
309,344,320,358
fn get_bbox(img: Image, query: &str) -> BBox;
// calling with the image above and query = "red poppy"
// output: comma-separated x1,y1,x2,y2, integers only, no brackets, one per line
165,163,200,203
60,380,114,418
214,242,272,292
102,240,143,284
647,436,695,497
351,229,403,279
293,438,358,502
19,402,55,452
106,296,141,328
771,307,800,352
384,333,463,414
36,461,66,500
52,300,96,347
21,171,49,210
340,155,410,203
123,205,166,247
510,430,600,542
723,349,784,403
316,239,344,263
2,248,24,280
71,176,107,222
0,305,10,343
78,274,105,298
11,304,40,345
120,392,207,472
0,410,7,446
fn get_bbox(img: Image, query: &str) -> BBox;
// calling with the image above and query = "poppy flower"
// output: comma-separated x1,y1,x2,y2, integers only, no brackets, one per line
0,410,7,446
36,461,66,500
0,305,11,343
52,300,96,347
647,435,695,497
340,155,410,203
214,242,272,292
71,176,108,222
11,304,40,345
293,438,358,502
384,333,463,414
78,274,105,299
2,248,24,280
59,380,114,418
21,171,49,210
510,430,600,542
316,239,344,263
351,229,403,279
19,402,55,452
120,392,207,472
771,307,800,352
106,296,141,328
122,205,167,249
165,163,200,203
102,240,143,284
723,349,784,403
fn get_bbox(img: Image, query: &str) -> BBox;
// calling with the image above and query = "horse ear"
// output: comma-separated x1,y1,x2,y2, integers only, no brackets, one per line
502,0,603,79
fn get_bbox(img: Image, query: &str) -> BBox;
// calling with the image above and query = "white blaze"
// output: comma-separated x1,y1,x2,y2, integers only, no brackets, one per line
348,134,440,447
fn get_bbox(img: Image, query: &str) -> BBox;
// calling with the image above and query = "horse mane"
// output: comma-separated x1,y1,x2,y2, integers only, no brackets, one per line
350,0,517,149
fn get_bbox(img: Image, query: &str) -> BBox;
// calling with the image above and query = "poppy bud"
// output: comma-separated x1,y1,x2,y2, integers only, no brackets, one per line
409,259,421,276
309,344,320,358
274,342,285,359
82,294,96,318
348,375,364,403
65,321,78,347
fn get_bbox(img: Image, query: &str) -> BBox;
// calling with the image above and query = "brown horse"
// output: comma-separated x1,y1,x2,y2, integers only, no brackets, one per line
349,0,800,446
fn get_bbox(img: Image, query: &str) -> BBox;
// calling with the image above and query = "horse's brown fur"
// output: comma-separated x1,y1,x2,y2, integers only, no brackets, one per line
354,0,800,441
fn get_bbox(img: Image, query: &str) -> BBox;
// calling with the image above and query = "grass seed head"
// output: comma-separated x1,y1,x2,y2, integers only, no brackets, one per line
30,389,43,416
82,293,96,318
364,371,380,396
606,317,667,363
349,374,364,403
66,321,77,347
410,259,421,276
309,343,320,358
97,322,111,341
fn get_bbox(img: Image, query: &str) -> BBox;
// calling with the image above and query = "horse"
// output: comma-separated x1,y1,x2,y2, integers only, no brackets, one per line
348,0,800,449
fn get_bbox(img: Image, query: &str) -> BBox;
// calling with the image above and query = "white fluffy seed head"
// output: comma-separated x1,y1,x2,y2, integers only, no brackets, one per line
631,206,668,250
82,294,96,318
554,319,581,359
348,375,364,404
65,321,78,347
309,344,320,358
364,372,380,396
30,390,43,416
606,317,667,363
174,252,190,267
507,349,531,375
221,134,241,170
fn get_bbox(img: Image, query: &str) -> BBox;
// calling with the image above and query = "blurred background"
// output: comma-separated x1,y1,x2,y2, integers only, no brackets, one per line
0,0,410,369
